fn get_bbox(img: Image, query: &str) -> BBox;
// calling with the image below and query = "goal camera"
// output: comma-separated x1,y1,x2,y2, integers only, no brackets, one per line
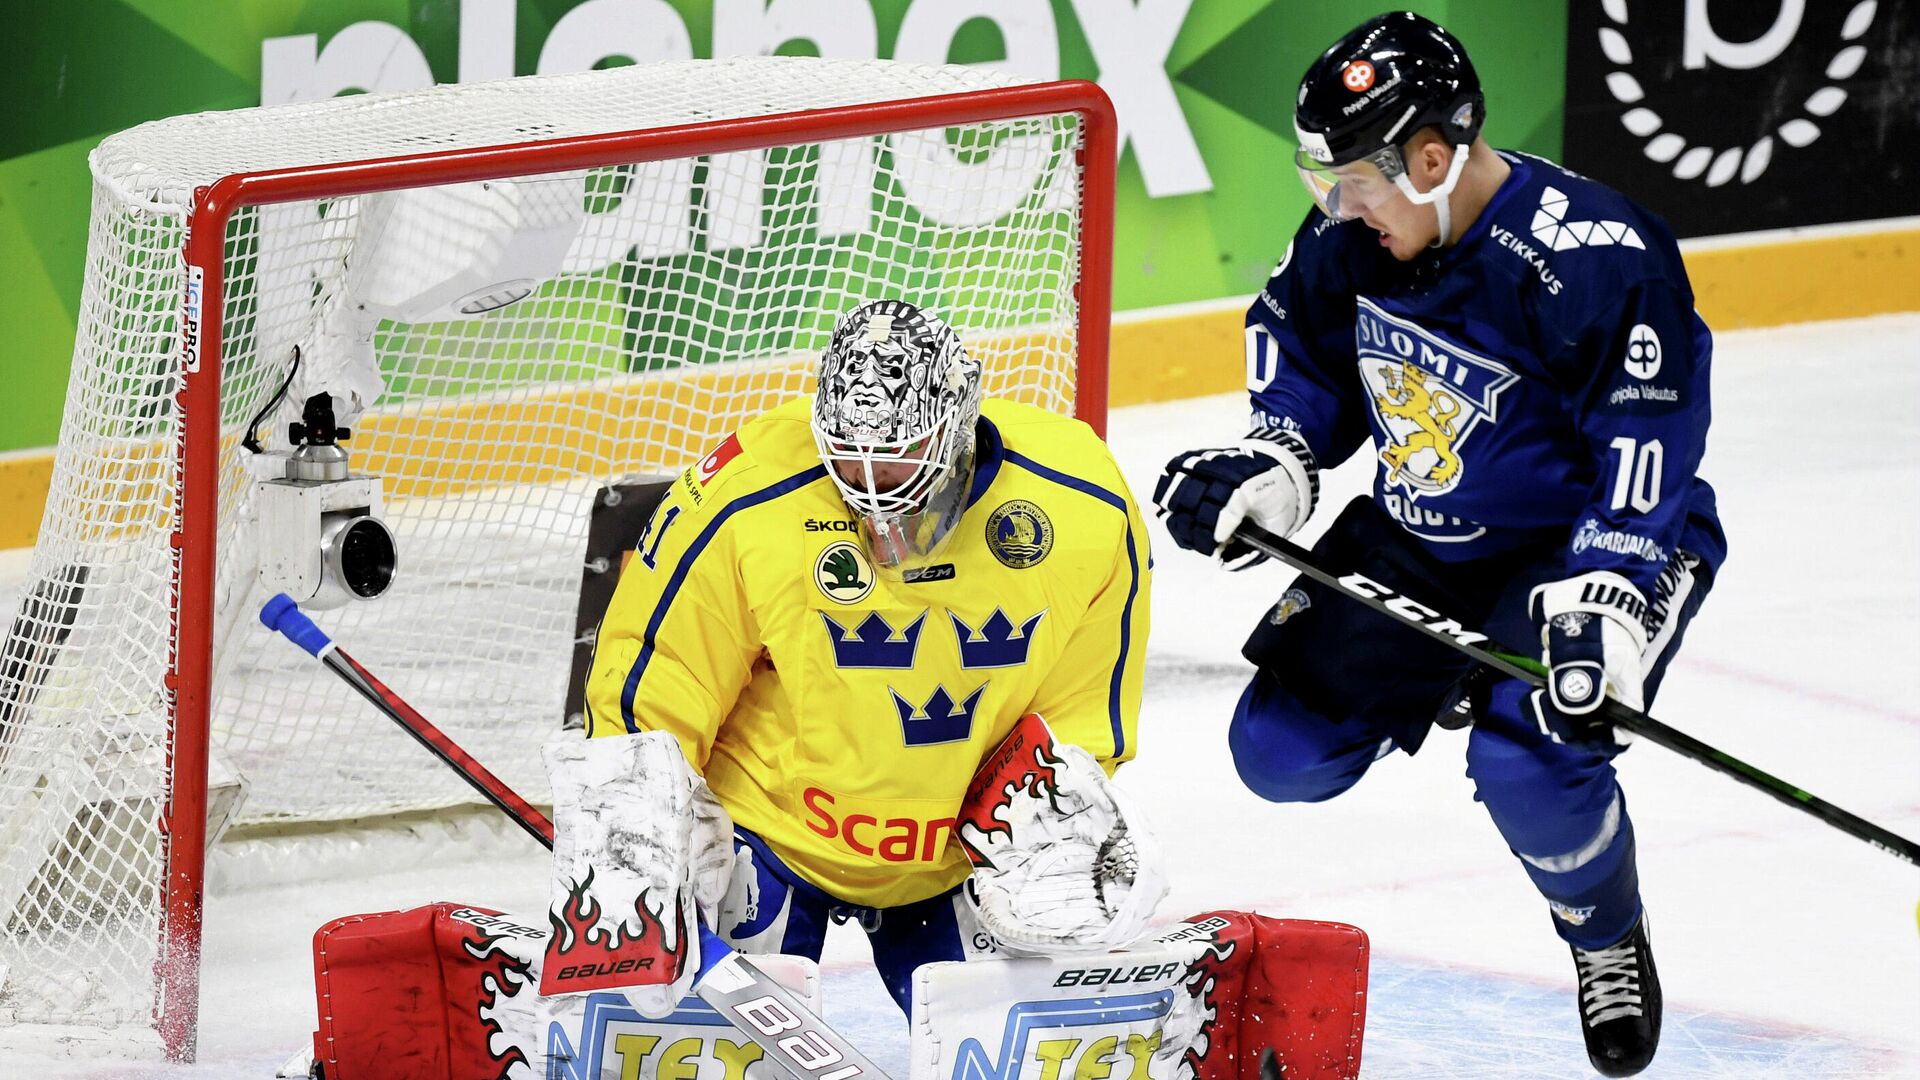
251,393,398,609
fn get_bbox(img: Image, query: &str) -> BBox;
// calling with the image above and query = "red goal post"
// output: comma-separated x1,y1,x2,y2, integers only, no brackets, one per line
2,58,1114,1062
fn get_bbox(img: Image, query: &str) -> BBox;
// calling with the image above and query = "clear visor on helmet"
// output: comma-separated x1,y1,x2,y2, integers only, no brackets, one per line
1293,141,1467,221
812,420,974,574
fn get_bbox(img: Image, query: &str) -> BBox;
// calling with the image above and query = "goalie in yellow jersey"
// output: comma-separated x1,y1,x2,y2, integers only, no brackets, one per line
543,299,1164,1017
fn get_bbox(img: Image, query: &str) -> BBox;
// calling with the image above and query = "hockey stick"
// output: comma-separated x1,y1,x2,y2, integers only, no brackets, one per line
1233,523,1920,868
259,594,894,1080
0,564,89,762
258,595,551,845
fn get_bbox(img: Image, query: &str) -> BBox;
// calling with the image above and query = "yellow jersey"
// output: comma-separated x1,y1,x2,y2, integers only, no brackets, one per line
585,397,1151,908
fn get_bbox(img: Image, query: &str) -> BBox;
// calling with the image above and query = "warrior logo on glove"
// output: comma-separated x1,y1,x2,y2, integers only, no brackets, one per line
1551,612,1592,637
1553,668,1599,711
540,868,691,995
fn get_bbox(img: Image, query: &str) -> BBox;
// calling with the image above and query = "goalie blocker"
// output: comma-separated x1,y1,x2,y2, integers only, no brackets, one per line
289,905,1367,1080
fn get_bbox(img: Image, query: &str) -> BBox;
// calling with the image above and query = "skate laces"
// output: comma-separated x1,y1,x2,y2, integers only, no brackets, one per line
1574,939,1644,1026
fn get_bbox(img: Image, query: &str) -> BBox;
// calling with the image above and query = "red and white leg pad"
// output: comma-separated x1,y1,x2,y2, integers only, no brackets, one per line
295,905,1361,1080
913,911,1368,1080
300,903,818,1080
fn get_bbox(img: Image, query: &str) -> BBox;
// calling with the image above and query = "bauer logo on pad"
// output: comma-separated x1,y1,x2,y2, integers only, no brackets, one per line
539,869,689,996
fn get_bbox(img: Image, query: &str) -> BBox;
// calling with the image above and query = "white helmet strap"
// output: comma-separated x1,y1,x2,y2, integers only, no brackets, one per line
1388,141,1472,247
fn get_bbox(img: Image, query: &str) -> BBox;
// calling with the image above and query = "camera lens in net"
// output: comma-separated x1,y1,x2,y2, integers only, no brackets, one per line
337,517,398,598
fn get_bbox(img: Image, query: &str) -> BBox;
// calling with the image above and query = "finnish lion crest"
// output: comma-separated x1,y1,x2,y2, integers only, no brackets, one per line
1375,361,1463,490
1267,588,1312,626
1356,298,1518,500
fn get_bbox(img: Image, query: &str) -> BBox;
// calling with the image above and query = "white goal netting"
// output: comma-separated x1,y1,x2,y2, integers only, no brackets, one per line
0,56,1100,1048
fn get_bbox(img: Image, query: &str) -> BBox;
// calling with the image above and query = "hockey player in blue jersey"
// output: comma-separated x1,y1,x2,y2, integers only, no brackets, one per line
1152,12,1727,1077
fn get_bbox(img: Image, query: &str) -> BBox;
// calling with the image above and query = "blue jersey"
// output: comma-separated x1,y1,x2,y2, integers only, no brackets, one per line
1246,152,1726,599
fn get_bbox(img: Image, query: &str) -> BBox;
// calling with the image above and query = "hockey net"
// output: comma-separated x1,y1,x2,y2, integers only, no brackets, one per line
0,56,1111,1057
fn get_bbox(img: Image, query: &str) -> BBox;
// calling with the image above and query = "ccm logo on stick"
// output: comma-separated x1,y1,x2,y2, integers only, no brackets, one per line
1337,572,1489,645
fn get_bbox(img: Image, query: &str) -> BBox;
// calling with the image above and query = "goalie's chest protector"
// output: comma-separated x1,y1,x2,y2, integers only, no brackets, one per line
610,397,1141,907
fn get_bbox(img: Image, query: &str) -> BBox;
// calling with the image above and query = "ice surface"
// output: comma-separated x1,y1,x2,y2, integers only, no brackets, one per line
4,313,1918,1077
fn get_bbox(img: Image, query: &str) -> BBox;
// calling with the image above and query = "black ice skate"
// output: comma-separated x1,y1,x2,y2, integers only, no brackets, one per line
1570,912,1661,1077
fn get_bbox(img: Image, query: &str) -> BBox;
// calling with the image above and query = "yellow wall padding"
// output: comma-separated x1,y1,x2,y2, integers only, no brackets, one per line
3,226,1915,551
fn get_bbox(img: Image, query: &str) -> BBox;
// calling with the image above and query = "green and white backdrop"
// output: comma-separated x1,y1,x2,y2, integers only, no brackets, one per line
7,0,1919,458
0,0,1570,453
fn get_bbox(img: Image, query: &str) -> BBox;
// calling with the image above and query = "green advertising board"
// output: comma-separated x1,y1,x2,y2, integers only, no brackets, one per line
0,0,1564,452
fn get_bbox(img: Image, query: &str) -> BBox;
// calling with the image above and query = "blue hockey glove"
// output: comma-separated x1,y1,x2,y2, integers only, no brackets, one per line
1152,432,1318,570
1526,571,1651,747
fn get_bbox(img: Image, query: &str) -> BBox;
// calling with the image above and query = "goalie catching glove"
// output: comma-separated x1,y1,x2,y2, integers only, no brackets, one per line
540,730,733,1016
957,714,1167,954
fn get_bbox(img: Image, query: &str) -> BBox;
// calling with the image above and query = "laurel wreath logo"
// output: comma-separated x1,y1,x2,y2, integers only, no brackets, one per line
1597,0,1877,187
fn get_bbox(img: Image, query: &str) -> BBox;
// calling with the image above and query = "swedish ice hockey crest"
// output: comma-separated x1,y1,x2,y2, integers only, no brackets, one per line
985,500,1053,569
815,541,874,604
1356,298,1518,500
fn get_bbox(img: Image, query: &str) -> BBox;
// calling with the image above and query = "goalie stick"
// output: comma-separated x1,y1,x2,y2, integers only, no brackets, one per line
259,594,894,1080
1233,523,1920,869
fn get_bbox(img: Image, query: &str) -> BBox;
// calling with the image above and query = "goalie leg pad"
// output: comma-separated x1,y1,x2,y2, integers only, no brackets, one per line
1207,912,1370,1080
305,903,823,1080
910,910,1368,1080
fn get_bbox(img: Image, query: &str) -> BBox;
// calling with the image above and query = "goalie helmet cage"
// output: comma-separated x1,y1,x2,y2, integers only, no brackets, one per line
0,56,1114,1061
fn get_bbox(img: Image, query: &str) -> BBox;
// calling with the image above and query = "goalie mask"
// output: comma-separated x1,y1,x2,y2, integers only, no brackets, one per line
811,300,982,572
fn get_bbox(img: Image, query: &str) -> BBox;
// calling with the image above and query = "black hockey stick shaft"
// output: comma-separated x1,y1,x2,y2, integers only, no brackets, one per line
0,564,89,753
259,594,895,1080
1235,522,1920,867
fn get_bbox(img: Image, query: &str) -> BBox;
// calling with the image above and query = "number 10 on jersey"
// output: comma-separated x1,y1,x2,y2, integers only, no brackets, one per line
1607,436,1663,513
